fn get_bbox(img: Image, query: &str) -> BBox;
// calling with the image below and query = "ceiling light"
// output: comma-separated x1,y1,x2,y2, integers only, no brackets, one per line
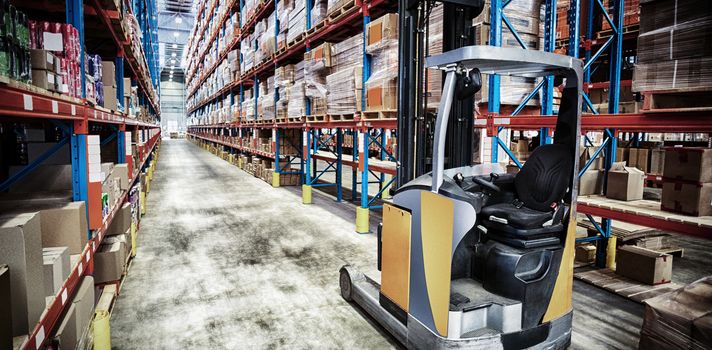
175,17,183,24
171,53,177,57
173,32,180,38
171,65,175,69
171,59,176,64
169,78,173,82
172,44,178,49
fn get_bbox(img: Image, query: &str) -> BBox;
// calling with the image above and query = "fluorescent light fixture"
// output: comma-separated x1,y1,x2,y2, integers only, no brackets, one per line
173,32,180,38
172,44,178,49
169,78,173,82
175,17,183,24
171,53,177,57
171,65,175,69
171,59,176,64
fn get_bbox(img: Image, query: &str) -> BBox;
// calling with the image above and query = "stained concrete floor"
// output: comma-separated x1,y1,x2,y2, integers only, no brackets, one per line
111,139,711,349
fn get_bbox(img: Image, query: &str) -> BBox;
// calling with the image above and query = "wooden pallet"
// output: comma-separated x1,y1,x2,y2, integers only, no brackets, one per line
306,114,327,122
596,24,639,40
329,113,357,121
327,0,358,23
361,110,397,120
306,19,327,36
574,268,681,303
287,116,303,124
286,32,307,49
640,88,712,112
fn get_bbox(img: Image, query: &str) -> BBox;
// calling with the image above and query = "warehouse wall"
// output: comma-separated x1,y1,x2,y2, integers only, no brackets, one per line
160,80,187,135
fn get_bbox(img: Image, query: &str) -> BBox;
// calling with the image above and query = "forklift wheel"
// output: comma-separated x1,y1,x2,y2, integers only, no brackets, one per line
339,266,353,302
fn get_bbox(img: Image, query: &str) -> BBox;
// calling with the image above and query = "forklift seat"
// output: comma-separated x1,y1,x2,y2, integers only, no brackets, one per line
481,144,573,240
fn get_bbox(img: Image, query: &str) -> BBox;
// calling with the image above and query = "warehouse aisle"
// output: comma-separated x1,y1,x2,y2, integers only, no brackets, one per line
110,139,395,349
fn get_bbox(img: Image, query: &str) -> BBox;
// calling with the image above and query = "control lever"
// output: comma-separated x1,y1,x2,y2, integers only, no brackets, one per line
456,68,482,100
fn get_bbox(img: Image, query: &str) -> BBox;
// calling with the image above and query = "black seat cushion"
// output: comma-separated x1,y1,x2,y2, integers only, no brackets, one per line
481,203,553,229
514,144,573,212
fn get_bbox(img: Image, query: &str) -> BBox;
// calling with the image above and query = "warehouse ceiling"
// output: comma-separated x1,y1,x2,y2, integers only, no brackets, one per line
157,0,195,83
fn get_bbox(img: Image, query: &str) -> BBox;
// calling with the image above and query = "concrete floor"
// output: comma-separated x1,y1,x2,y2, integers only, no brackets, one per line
111,139,711,349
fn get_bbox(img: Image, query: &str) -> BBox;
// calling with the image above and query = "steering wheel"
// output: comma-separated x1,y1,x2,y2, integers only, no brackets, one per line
472,176,501,193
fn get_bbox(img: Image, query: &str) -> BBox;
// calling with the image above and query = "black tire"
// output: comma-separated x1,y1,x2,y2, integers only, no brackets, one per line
339,266,353,302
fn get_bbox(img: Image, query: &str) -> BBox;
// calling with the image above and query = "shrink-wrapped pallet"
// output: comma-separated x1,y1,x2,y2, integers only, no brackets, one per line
365,14,399,111
288,81,306,117
326,66,362,115
305,43,332,115
287,0,306,44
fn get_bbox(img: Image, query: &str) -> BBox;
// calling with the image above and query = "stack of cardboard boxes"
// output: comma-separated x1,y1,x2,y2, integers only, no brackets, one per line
30,49,62,92
661,148,712,217
364,14,399,112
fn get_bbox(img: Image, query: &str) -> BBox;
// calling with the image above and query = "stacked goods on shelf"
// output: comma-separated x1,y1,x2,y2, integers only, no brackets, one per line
278,129,301,155
601,0,640,31
287,0,306,44
95,203,132,283
633,0,712,105
327,0,352,16
42,247,69,298
276,64,294,118
241,87,255,121
277,0,291,49
587,84,639,114
312,0,328,25
578,145,605,196
100,60,120,111
28,21,81,97
606,161,645,201
85,54,103,105
326,33,362,116
257,11,276,63
365,14,398,112
29,49,61,92
52,276,95,349
661,148,712,217
555,0,589,42
288,61,306,118
304,42,331,116
241,35,254,72
425,5,443,108
260,76,276,121
473,0,543,106
0,4,31,83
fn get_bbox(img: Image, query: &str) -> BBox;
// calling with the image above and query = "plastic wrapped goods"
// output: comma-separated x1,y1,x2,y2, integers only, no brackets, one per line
326,66,362,115
633,0,712,92
287,81,305,117
331,33,362,70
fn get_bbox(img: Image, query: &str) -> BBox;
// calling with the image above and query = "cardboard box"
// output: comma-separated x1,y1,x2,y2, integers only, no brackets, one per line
628,148,650,173
104,232,130,262
579,169,604,196
606,162,645,201
649,149,665,176
103,86,119,110
107,202,132,235
94,242,124,283
616,245,672,285
0,213,45,336
101,61,116,86
663,148,712,183
661,181,712,217
30,49,55,71
615,147,629,164
0,265,11,350
43,246,69,297
31,69,57,90
579,146,604,170
575,244,596,263
72,276,95,338
35,201,88,255
111,164,130,190
123,78,131,97
54,303,78,350
366,13,398,50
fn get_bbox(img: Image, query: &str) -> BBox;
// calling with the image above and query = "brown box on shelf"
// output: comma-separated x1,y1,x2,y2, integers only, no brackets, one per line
31,69,57,91
72,276,95,342
575,244,596,263
365,77,397,111
101,61,116,86
105,231,131,258
30,49,55,71
649,149,665,176
606,162,645,201
94,242,124,284
123,78,131,97
579,146,604,170
43,246,69,297
661,181,712,217
0,265,11,350
628,148,650,173
111,164,130,190
0,213,45,337
579,169,604,196
54,303,78,350
663,148,712,183
617,245,672,285
615,147,629,164
366,13,398,50
103,86,119,111
107,202,132,235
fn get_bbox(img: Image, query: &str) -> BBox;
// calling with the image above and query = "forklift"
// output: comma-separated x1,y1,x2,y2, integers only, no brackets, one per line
338,0,584,348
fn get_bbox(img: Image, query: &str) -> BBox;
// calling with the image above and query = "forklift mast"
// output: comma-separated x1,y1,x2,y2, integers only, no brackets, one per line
395,0,484,188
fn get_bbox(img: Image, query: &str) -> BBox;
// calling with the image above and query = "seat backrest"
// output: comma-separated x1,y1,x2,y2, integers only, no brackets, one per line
514,144,573,212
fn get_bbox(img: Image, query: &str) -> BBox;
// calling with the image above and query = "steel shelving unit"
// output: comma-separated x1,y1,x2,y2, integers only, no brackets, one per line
186,0,398,233
0,0,162,348
187,0,712,241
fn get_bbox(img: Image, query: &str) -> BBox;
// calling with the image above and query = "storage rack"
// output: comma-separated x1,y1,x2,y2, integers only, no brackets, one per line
483,0,712,264
186,0,398,233
0,0,161,348
186,0,712,243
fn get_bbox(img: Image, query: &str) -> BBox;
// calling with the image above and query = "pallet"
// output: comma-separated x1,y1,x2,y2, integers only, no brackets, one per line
329,113,357,121
287,116,303,124
640,88,712,112
574,268,681,304
327,0,358,23
361,110,397,120
286,32,307,49
306,114,327,122
596,24,639,40
306,19,327,36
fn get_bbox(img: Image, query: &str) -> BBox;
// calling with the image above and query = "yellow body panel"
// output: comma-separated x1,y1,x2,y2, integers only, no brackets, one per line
381,204,412,311
420,192,454,337
543,218,576,321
